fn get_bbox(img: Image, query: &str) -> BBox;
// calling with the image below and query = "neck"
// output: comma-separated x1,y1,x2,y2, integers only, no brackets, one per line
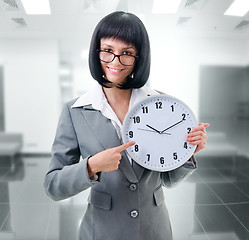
103,86,132,105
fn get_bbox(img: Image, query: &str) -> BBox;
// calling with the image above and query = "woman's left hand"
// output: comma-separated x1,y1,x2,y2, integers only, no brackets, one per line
186,123,210,154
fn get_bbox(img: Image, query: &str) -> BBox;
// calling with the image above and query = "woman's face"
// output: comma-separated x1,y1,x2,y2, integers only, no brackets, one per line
99,37,137,87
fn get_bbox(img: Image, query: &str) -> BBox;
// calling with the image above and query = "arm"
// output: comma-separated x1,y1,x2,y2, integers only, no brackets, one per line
43,103,99,201
161,122,209,188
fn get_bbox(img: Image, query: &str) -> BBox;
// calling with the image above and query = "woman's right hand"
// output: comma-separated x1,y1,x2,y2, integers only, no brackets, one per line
87,141,135,178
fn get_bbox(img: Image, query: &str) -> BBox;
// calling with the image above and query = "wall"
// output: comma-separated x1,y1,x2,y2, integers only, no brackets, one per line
149,33,248,120
0,66,4,131
199,65,249,157
0,40,60,153
72,62,94,98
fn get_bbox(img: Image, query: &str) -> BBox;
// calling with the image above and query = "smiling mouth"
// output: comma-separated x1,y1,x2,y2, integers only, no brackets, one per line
107,66,124,73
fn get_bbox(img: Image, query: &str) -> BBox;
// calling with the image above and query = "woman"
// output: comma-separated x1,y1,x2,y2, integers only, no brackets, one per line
44,11,209,240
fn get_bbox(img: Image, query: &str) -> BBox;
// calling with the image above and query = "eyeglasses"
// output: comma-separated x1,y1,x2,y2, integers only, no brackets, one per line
97,50,138,66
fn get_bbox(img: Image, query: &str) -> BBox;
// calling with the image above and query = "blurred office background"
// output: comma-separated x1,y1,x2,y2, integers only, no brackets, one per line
0,0,249,239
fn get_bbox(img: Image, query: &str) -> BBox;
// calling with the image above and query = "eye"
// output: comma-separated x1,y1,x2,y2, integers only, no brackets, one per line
123,51,132,55
103,48,113,53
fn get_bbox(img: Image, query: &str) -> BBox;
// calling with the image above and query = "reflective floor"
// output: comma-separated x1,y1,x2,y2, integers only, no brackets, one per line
0,155,249,240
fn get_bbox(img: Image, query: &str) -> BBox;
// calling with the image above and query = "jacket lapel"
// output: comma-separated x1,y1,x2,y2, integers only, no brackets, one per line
132,160,145,182
81,106,119,150
119,152,139,183
81,106,139,183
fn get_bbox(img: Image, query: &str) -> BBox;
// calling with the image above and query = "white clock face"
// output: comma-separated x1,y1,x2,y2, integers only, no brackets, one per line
122,95,197,172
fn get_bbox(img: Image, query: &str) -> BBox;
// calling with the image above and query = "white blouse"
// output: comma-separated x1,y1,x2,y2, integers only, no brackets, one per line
71,83,160,164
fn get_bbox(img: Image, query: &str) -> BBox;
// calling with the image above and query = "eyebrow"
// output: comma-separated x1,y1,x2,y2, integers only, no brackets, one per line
100,44,135,50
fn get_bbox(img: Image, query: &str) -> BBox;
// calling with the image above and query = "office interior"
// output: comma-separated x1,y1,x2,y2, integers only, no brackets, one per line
0,0,249,239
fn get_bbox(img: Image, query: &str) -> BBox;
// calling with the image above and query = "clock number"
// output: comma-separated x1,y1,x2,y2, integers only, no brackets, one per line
155,102,162,109
187,127,191,134
160,157,164,164
133,116,140,124
135,145,139,152
142,106,148,114
173,152,178,160
171,105,174,112
147,154,150,162
129,131,133,138
182,114,186,120
184,142,188,149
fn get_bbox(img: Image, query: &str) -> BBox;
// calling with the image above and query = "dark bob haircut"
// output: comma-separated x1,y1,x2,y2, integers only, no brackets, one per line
89,11,151,89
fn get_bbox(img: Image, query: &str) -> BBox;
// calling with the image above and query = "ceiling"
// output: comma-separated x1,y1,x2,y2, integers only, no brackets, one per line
0,0,249,66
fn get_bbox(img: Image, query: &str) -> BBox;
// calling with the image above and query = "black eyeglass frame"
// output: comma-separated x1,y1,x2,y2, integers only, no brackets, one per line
97,50,138,66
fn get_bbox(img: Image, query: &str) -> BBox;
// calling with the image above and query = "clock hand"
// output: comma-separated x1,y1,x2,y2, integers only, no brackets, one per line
146,124,162,134
138,128,171,135
161,119,184,133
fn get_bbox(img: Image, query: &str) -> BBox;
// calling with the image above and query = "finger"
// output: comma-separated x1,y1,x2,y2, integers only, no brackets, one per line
188,139,206,146
187,139,207,145
187,131,207,140
191,124,208,133
198,123,210,130
199,123,210,133
203,123,210,128
191,126,203,132
187,133,207,142
187,130,206,138
187,134,207,142
115,141,136,153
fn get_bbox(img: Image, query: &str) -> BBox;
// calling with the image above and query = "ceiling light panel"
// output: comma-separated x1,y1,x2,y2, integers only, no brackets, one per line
176,17,192,25
11,17,27,27
235,20,249,29
184,0,209,10
152,0,181,14
83,0,120,13
21,0,51,14
0,0,18,11
224,0,249,17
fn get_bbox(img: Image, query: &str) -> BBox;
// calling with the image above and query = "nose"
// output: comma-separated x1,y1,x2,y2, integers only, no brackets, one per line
112,55,121,65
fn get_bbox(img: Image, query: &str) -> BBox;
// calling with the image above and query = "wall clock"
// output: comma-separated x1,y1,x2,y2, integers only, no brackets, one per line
122,95,197,172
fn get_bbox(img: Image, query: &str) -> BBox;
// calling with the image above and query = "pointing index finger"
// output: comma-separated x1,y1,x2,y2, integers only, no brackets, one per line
115,141,136,153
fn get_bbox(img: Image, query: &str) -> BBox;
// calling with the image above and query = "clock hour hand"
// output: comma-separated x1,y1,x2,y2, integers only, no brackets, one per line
138,128,171,135
161,119,184,134
146,124,162,134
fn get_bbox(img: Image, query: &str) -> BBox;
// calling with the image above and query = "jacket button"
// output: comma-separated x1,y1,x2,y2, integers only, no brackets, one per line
130,210,139,218
129,183,137,191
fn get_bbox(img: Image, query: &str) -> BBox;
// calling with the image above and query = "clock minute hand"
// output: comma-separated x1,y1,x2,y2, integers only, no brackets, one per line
161,119,184,133
137,128,171,135
146,124,161,134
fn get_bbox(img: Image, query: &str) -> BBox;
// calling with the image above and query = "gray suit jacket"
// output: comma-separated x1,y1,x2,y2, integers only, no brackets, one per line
44,98,197,240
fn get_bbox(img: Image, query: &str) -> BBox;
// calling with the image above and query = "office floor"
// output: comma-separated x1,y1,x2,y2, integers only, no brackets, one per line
0,155,249,240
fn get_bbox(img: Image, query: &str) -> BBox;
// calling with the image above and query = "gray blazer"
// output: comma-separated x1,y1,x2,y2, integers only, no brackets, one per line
44,98,197,240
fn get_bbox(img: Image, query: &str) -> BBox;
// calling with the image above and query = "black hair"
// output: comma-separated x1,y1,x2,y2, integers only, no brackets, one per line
89,11,150,89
